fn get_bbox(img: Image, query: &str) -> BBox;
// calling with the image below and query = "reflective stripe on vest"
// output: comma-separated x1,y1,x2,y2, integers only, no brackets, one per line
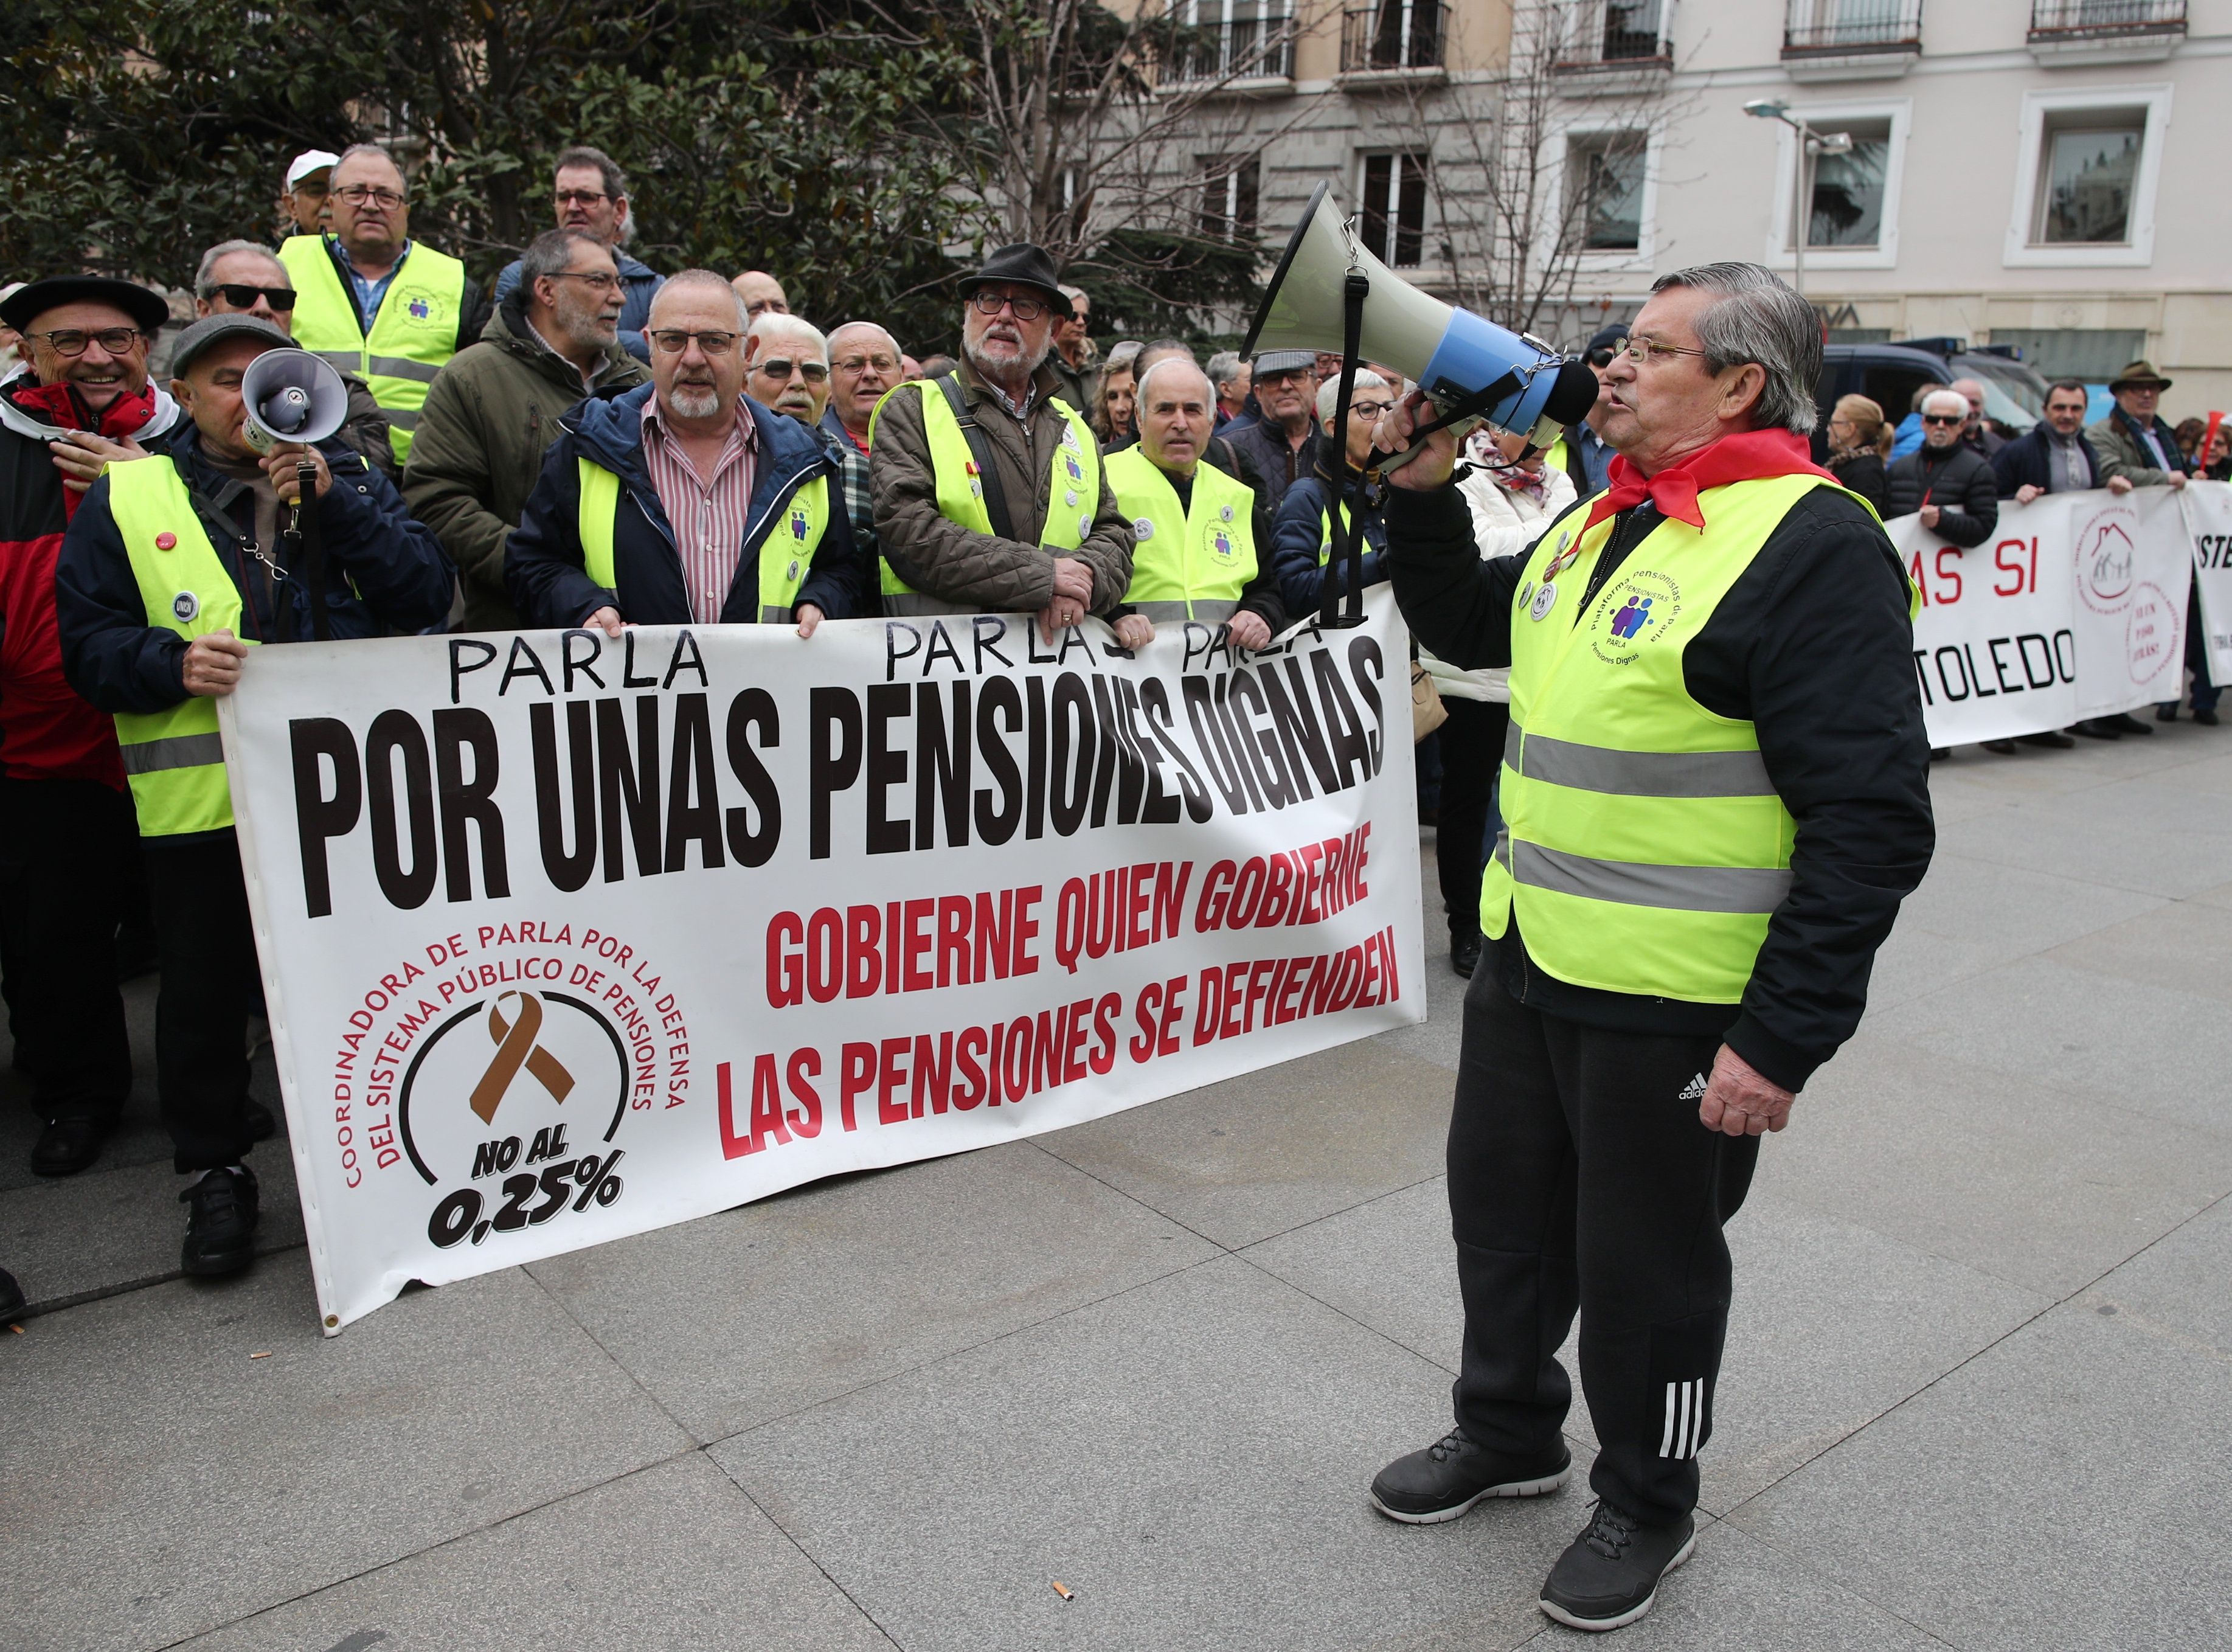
576,456,828,623
103,458,258,836
277,236,465,462
1482,473,1901,1004
1106,446,1257,624
866,378,1098,602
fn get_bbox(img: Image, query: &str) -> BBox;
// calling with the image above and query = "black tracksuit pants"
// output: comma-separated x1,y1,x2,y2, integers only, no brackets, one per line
1432,696,1509,939
143,831,260,1174
0,777,136,1126
1447,963,1758,1526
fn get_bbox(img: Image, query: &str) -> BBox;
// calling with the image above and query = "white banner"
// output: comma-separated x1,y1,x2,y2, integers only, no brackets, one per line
2180,481,2232,684
1894,485,2194,746
222,592,1425,1332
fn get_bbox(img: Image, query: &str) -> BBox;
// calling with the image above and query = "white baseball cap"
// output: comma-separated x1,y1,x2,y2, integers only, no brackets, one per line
286,150,341,189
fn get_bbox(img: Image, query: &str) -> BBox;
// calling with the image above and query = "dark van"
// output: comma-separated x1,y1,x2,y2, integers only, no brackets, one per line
1812,338,2050,459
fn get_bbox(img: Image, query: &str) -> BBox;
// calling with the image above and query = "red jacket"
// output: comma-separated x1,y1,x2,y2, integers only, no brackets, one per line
0,375,179,787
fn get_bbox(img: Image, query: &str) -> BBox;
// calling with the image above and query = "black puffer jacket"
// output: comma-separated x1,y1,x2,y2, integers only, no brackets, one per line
1885,442,1997,546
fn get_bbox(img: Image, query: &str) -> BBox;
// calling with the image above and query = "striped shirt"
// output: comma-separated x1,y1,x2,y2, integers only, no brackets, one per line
640,395,760,624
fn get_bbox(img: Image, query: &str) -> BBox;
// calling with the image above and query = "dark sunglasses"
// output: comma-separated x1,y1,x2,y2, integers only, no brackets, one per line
1585,346,1620,368
214,283,297,311
1921,413,1964,426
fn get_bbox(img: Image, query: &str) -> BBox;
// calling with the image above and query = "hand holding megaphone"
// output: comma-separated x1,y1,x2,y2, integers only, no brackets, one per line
258,442,331,505
1375,388,1461,493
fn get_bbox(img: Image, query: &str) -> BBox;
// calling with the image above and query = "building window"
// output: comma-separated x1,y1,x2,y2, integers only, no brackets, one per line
1601,0,1667,59
2035,113,2144,244
1988,327,2148,383
1807,118,1891,248
1565,134,1647,251
1201,156,1260,241
1360,153,1428,267
1177,0,1295,82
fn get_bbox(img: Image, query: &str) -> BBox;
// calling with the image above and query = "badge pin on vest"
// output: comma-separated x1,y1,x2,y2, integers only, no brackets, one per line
1080,513,1093,538
156,532,178,551
172,591,199,623
1134,518,1154,542
786,560,800,582
1221,504,1235,522
1529,581,1558,622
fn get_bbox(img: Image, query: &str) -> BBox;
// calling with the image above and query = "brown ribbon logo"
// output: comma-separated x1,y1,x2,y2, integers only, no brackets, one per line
468,991,577,1125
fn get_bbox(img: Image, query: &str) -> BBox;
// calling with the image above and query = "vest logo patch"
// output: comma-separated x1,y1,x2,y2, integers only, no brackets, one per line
1589,570,1682,664
1065,453,1083,482
1212,530,1235,560
790,504,809,541
398,286,440,324
172,591,199,623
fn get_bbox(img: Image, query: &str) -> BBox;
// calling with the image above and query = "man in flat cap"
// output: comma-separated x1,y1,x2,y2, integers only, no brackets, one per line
1220,347,1324,517
0,275,180,1179
868,243,1132,636
55,313,452,1279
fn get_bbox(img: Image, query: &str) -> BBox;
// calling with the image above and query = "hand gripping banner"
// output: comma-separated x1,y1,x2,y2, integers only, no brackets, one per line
220,592,1426,1331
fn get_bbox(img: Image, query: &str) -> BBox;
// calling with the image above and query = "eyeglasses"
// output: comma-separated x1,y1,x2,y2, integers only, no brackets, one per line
969,291,1050,323
836,355,899,375
213,283,297,311
27,327,145,358
753,358,829,383
1921,414,1964,427
1348,401,1393,420
649,329,741,356
335,185,406,209
1618,336,1708,366
555,189,612,207
548,271,620,293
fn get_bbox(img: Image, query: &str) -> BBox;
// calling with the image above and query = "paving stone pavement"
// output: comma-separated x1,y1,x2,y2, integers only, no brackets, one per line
5,726,2228,1650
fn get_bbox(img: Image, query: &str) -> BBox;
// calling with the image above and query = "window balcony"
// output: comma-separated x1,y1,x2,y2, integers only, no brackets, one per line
1337,3,1450,88
2028,0,2186,66
1167,5,1298,95
1781,1,1922,81
1552,0,1672,98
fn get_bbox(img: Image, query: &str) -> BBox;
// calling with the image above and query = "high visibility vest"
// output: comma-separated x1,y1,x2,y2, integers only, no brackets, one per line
867,377,1098,615
576,457,828,623
103,458,259,836
1105,446,1256,623
1486,473,1907,1004
1313,494,1372,564
277,235,466,463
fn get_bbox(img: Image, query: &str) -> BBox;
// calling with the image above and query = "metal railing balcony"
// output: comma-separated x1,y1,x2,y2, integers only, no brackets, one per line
1171,10,1297,83
1339,2,1449,74
2029,0,2185,37
1555,1,1671,70
1783,0,1924,52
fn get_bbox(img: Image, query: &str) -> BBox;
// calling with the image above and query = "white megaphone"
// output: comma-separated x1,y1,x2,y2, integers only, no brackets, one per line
239,347,350,455
1243,182,1601,454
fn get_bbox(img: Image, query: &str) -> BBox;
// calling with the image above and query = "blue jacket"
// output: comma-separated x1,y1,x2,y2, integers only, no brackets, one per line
55,428,455,717
1270,470,1390,619
494,250,664,363
1991,424,2103,498
504,381,869,629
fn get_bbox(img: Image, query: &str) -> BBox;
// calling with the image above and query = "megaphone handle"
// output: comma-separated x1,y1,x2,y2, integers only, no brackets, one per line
294,457,331,643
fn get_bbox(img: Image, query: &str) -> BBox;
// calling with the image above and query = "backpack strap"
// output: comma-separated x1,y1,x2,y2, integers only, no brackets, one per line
937,372,1017,543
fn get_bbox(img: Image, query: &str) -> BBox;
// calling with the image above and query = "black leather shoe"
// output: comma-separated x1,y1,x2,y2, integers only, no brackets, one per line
2107,712,2154,735
2198,707,2221,727
1370,1429,1572,1524
31,1116,108,1177
2019,731,2076,749
1929,746,1951,762
1540,1501,1697,1632
1982,739,2017,754
0,1265,24,1322
1450,931,1482,979
244,1099,278,1143
180,1166,260,1277
2157,703,2178,723
2073,720,2121,740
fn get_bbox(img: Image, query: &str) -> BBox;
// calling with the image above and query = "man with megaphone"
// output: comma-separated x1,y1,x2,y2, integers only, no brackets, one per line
1362,262,1934,1631
53,313,453,1281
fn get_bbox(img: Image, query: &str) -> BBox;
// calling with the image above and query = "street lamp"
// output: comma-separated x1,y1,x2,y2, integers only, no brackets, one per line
1744,98,1852,300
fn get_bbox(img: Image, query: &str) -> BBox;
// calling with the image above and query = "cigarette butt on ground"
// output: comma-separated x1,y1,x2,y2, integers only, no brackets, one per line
249,1350,272,1359
8,1322,21,1334
1051,1581,1073,1600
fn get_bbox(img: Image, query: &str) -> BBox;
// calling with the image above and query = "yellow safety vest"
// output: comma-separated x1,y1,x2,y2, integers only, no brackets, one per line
278,235,466,463
1104,446,1256,623
867,376,1098,615
1487,473,1905,1003
576,457,828,623
102,458,260,836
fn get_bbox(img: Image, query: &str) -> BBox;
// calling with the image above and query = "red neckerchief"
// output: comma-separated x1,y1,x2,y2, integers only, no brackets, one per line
1583,428,1834,532
7,376,160,439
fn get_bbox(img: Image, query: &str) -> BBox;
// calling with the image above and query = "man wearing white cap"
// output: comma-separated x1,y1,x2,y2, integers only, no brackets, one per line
277,149,338,241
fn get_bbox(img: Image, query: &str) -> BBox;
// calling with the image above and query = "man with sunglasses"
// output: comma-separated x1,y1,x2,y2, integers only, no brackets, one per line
276,144,490,465
492,146,665,363
868,244,1132,636
193,239,395,476
0,275,183,1178
745,313,834,428
506,270,866,636
404,229,649,630
1888,385,1995,747
1553,323,1627,499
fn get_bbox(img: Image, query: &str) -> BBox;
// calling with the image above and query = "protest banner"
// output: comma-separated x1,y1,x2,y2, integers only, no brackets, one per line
1892,484,2198,746
221,591,1426,1331
2181,480,2232,683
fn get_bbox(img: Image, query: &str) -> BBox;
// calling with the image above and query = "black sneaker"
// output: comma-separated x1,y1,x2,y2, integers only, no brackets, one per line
1539,1501,1696,1632
1450,931,1482,979
1370,1429,1571,1524
180,1166,260,1277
